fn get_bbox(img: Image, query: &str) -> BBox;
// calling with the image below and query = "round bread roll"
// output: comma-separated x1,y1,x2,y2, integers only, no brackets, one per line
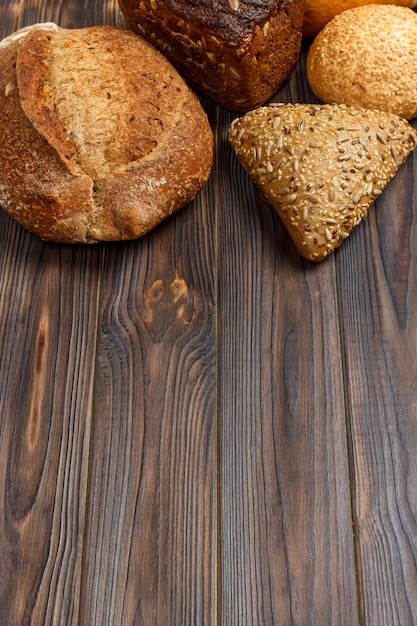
0,24,213,243
306,5,417,120
303,0,417,38
306,4,417,119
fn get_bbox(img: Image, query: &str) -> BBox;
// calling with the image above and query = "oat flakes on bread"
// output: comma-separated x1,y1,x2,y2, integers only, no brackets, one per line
306,5,417,120
118,0,304,112
228,103,417,262
0,23,213,243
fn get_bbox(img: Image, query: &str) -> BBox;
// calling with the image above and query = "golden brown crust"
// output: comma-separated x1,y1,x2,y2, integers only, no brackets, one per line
229,103,417,261
306,5,417,120
0,24,213,243
118,0,304,111
303,0,417,39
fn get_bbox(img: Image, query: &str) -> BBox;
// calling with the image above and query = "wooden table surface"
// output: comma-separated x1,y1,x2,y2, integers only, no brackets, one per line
1,1,417,624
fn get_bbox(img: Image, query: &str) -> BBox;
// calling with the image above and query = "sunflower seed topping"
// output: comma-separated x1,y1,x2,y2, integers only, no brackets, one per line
228,102,417,262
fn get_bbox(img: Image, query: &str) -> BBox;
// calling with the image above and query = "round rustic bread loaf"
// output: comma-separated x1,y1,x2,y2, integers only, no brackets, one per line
0,23,213,243
303,0,417,38
306,5,417,120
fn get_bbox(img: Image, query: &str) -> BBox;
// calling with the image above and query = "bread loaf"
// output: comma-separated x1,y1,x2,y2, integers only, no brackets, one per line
306,5,417,120
118,0,304,112
0,23,213,243
229,103,417,261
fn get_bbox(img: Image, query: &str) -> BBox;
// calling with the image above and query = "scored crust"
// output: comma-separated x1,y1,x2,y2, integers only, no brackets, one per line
229,103,417,261
0,24,213,243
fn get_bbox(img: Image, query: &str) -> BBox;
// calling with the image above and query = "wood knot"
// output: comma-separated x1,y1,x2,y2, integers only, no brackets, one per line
142,270,195,342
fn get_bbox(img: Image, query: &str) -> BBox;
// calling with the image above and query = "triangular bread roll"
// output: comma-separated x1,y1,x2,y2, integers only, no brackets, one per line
229,103,417,261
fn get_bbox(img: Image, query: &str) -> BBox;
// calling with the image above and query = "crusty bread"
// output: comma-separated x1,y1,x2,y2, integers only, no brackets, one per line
306,5,417,120
0,23,213,243
303,0,417,38
229,103,417,261
118,0,304,112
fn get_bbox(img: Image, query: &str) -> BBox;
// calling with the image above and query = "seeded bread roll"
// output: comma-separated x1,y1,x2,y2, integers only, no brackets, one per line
306,5,417,120
229,103,417,261
118,0,304,112
0,23,213,243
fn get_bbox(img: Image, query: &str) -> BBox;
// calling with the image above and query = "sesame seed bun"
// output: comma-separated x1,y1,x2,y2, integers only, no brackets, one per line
306,5,417,120
303,0,417,38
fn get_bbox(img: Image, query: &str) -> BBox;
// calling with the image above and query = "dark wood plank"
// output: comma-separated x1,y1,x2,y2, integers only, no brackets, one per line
337,142,417,625
14,0,123,30
78,141,219,623
3,0,417,624
0,217,102,624
218,76,360,623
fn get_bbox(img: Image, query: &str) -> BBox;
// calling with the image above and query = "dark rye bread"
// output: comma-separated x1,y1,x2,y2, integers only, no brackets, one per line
118,0,304,111
0,23,213,243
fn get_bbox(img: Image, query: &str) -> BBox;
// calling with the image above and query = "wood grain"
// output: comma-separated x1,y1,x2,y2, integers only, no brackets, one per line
78,169,218,625
0,224,102,624
338,153,417,625
1,0,417,624
218,99,359,624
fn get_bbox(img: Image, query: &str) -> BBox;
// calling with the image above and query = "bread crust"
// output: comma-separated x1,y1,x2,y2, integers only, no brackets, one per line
0,24,213,243
306,5,417,120
118,0,304,111
229,103,417,261
303,0,417,38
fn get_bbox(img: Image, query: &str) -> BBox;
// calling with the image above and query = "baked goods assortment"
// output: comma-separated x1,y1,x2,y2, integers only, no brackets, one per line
118,0,305,112
303,0,417,38
229,104,417,261
306,5,417,120
0,2,417,261
0,23,213,243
